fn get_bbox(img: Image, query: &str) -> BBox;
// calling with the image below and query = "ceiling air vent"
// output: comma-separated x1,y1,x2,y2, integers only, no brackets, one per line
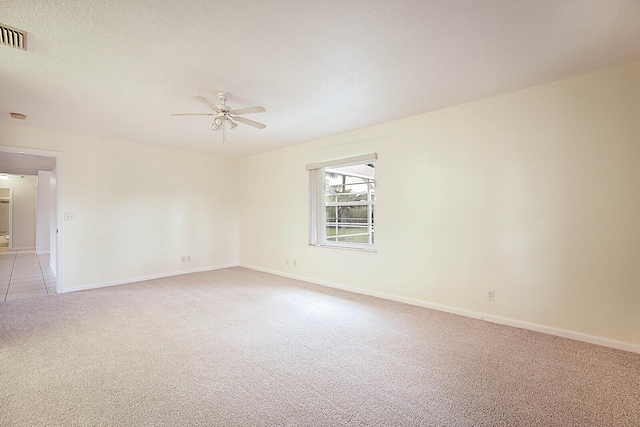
1,23,27,50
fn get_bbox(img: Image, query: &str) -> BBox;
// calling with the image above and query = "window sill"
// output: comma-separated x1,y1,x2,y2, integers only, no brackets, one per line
309,244,377,253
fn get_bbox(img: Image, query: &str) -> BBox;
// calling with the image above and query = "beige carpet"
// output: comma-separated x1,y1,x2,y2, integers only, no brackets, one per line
1,267,638,426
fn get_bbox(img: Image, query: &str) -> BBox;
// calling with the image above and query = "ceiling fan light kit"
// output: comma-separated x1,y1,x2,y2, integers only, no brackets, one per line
172,92,266,145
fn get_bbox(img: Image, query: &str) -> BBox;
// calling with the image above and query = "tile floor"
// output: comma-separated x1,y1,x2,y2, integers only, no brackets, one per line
0,251,57,302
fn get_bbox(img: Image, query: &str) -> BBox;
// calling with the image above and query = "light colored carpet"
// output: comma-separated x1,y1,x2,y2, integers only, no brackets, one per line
0,267,638,426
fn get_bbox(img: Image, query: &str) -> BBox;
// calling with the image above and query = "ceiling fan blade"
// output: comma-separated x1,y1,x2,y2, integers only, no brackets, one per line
233,116,266,129
229,106,266,115
170,113,214,116
194,96,221,113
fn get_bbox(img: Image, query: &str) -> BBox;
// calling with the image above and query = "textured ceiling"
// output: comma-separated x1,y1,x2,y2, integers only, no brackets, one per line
0,152,55,175
1,0,639,158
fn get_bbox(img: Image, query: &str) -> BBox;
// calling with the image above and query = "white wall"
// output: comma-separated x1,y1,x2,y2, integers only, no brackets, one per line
0,175,37,250
239,61,640,348
36,170,51,254
0,126,239,290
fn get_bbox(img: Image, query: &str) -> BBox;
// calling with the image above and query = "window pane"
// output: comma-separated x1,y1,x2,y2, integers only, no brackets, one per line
325,205,374,245
325,163,375,204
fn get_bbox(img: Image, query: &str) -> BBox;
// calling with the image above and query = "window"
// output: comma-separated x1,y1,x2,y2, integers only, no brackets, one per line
308,154,377,250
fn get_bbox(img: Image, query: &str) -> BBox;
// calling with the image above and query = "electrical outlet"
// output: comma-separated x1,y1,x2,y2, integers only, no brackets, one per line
181,256,186,263
293,260,297,267
487,290,495,302
187,255,191,262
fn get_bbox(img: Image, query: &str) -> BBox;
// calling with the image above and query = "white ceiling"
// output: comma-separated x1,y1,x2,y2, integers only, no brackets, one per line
1,1,639,158
0,152,55,175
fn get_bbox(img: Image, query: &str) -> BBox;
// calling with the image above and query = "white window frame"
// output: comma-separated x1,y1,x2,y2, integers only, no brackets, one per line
307,153,377,251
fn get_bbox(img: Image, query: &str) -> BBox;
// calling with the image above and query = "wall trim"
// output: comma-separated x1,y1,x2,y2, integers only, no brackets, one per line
36,250,50,255
62,262,240,293
240,263,640,355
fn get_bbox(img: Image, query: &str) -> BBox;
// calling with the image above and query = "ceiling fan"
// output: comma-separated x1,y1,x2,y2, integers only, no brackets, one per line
171,92,266,145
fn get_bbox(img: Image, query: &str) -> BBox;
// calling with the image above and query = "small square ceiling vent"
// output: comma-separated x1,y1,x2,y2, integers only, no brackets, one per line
1,23,27,50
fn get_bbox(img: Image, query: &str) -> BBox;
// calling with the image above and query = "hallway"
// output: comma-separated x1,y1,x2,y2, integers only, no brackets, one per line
0,251,56,301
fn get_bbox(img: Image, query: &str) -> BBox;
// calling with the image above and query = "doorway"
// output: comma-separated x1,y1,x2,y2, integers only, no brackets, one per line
0,147,62,293
0,188,10,251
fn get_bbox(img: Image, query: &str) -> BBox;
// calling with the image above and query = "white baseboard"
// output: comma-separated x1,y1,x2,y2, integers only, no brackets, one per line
36,250,50,255
240,263,640,355
62,263,240,293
